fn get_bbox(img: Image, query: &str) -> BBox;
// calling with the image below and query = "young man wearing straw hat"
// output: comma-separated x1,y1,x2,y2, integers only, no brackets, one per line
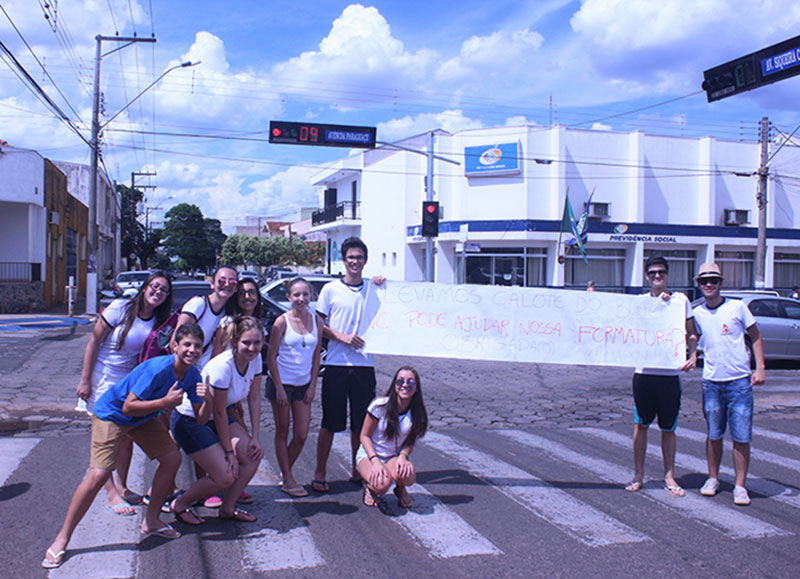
692,263,765,506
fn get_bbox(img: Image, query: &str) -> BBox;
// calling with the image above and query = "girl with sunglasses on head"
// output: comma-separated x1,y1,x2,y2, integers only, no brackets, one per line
169,316,265,524
266,277,323,497
76,271,173,514
173,265,239,371
357,366,428,509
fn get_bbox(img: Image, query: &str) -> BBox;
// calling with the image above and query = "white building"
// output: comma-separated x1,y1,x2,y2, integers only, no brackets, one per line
309,124,800,294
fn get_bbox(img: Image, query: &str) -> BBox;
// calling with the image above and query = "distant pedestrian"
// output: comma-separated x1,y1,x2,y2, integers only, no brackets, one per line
76,271,173,514
693,263,766,506
311,237,385,492
790,287,799,300
42,324,204,569
625,256,697,497
587,280,596,292
169,316,264,523
266,277,323,497
358,366,428,509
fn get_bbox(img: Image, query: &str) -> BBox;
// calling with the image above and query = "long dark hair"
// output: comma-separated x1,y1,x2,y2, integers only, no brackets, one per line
117,271,173,350
225,277,264,318
381,366,427,447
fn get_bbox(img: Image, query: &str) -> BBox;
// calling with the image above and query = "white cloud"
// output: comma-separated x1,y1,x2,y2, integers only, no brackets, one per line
378,110,484,141
438,28,544,81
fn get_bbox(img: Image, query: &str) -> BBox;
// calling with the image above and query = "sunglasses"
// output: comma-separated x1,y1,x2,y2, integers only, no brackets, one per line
148,283,170,296
699,277,721,286
646,269,668,278
216,277,238,286
395,378,416,388
238,289,258,297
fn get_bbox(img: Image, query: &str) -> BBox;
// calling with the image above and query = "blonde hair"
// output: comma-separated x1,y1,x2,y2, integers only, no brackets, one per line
225,315,264,347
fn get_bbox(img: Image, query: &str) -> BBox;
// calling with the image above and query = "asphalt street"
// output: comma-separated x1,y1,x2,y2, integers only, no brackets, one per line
1,320,799,578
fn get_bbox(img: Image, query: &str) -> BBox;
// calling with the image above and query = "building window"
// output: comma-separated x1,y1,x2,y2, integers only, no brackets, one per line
460,247,545,287
564,248,625,289
643,249,696,289
392,252,397,267
774,252,800,291
715,250,754,288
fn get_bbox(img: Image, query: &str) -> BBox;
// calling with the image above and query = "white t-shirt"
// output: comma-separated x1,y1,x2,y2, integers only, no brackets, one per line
367,396,413,459
175,349,262,418
181,295,226,369
317,279,373,367
89,298,157,412
693,297,756,381
635,291,693,376
274,312,319,385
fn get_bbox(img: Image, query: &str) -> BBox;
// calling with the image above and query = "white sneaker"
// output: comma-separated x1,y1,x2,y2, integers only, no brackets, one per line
733,486,750,506
700,478,719,496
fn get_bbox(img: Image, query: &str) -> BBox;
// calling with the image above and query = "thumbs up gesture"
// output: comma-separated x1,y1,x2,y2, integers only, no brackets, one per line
196,375,213,402
164,381,184,408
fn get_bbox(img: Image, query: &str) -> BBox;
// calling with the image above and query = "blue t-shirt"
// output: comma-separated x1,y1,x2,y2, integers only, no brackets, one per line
94,354,202,427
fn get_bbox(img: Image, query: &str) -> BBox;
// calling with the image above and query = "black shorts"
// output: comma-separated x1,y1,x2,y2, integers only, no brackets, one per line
265,374,311,403
633,373,681,431
321,365,376,433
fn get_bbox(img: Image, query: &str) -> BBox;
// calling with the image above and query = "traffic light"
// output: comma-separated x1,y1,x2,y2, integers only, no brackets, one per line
421,201,439,237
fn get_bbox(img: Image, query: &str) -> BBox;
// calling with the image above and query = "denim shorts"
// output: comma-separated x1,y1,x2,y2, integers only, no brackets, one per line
170,411,220,455
702,377,754,443
355,444,392,465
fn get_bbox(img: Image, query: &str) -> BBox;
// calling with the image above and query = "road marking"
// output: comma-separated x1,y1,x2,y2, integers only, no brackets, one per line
0,438,39,484
424,431,649,547
678,426,800,472
50,445,147,578
239,456,325,571
331,436,501,558
752,425,800,448
572,428,793,537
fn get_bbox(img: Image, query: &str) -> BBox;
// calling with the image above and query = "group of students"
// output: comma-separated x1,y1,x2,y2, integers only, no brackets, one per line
44,240,428,569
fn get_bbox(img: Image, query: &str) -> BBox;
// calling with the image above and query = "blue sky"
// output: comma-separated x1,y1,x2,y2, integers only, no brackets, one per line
2,1,800,232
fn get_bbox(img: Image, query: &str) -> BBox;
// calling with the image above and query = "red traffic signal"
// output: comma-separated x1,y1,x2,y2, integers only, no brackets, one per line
421,201,439,237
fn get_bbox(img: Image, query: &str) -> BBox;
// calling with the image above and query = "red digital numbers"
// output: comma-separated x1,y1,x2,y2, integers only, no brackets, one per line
299,126,320,142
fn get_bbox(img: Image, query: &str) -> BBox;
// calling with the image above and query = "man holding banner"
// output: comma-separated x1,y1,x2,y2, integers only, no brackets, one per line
312,237,384,492
626,256,697,497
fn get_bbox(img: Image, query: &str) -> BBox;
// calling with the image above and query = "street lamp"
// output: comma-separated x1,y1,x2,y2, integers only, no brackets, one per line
86,38,199,313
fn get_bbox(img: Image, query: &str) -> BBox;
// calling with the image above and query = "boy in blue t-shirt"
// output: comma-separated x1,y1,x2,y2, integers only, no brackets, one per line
43,324,205,569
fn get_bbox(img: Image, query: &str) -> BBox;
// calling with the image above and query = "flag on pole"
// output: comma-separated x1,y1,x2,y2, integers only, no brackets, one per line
561,194,588,264
574,187,595,246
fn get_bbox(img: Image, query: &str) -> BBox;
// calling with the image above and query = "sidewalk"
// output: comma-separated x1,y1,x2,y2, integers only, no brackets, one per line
0,301,95,332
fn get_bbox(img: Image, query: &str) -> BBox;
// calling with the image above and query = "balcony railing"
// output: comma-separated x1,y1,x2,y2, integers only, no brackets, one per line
0,262,41,282
312,201,360,227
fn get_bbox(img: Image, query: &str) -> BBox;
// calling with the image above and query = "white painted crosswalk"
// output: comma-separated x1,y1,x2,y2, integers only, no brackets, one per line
4,421,798,577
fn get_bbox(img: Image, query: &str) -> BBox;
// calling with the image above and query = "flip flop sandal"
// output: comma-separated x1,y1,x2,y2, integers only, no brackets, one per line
107,503,136,516
123,491,143,505
394,487,412,508
625,481,643,492
140,524,181,539
171,500,205,525
42,548,65,569
311,479,329,493
219,508,256,522
664,483,685,497
363,484,378,508
281,486,309,498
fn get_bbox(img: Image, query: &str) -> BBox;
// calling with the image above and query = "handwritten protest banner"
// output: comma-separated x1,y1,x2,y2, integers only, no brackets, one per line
361,282,687,369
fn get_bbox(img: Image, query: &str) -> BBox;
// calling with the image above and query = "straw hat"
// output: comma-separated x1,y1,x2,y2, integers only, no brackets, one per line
694,262,723,282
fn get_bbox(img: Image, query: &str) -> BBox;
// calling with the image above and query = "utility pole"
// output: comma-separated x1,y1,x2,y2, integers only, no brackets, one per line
425,131,435,282
755,116,770,289
87,34,156,313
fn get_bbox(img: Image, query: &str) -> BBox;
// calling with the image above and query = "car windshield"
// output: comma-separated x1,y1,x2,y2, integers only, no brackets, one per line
170,284,210,312
118,272,150,283
266,280,328,304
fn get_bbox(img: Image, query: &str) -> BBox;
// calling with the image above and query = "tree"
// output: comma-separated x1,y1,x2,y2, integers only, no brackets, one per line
161,203,227,272
117,184,145,270
220,234,247,266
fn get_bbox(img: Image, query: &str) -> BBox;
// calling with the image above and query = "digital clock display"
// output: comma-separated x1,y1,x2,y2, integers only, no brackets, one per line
269,121,376,148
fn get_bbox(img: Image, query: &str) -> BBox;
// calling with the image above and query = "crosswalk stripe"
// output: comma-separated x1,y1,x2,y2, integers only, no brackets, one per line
678,426,800,472
330,435,502,558
752,426,800,448
0,438,39,485
574,426,800,516
240,456,325,571
50,445,147,578
500,429,789,540
423,431,649,547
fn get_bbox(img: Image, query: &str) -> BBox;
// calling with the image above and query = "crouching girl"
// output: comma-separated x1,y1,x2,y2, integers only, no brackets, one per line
357,366,428,509
169,316,264,523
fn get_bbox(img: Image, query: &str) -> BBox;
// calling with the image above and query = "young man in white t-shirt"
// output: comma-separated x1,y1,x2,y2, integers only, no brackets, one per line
626,256,697,497
692,262,766,506
311,237,384,492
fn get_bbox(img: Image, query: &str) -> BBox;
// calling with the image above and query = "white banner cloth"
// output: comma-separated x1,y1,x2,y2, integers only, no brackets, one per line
360,282,686,369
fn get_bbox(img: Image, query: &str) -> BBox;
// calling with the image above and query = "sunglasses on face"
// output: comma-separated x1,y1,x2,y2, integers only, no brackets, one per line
148,283,170,295
646,269,668,278
238,289,258,297
345,254,366,262
699,277,721,286
216,277,238,286
395,378,416,387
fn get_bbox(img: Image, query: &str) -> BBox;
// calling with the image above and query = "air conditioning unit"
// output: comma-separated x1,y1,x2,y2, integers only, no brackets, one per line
49,211,60,225
724,209,750,226
588,202,610,221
